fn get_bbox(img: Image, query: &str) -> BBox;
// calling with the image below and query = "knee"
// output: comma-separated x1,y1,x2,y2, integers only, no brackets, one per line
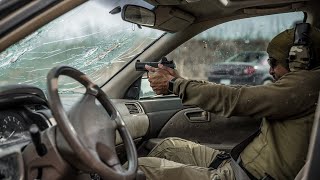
159,137,176,145
138,157,184,169
148,137,191,157
138,157,162,168
157,137,187,148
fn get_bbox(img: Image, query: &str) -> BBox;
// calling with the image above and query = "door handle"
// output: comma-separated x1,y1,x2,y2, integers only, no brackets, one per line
184,110,210,123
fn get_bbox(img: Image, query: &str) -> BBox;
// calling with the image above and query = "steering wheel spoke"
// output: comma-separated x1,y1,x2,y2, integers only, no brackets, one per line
47,65,137,180
96,142,120,167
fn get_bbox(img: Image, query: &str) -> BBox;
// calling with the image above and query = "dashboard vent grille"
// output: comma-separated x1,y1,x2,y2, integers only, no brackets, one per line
125,103,142,114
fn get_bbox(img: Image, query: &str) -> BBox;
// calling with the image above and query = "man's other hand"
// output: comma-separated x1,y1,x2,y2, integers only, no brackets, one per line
145,64,180,95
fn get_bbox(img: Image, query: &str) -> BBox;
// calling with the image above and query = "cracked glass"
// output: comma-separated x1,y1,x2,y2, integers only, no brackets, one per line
0,0,163,94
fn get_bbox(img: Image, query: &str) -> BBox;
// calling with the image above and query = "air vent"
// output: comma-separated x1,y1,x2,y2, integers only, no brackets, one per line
125,103,142,114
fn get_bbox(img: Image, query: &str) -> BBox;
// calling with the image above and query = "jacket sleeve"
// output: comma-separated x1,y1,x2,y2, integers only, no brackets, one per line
173,71,319,119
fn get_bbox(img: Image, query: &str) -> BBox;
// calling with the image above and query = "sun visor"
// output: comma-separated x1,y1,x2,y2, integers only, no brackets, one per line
153,6,195,32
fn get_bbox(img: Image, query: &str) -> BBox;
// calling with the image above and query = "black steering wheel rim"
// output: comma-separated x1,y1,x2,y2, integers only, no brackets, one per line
46,65,137,180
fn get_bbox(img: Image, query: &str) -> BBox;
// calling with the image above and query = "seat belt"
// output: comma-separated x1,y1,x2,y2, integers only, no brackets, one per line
230,130,260,161
209,122,275,180
230,130,260,180
209,152,231,169
209,130,259,170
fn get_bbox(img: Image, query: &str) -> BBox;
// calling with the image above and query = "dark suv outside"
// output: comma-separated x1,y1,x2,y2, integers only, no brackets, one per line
208,51,273,85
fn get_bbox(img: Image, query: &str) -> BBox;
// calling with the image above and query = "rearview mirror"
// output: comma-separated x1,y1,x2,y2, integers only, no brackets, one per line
122,5,155,27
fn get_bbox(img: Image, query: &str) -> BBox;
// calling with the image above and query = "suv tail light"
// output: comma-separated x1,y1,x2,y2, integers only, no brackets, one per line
243,66,256,75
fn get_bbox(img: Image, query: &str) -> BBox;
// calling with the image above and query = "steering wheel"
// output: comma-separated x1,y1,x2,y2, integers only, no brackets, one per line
46,66,137,180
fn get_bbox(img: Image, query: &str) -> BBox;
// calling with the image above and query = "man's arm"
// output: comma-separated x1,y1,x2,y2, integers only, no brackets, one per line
173,70,319,119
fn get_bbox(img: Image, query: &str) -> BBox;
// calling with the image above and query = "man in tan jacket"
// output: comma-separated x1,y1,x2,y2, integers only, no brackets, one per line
138,26,320,180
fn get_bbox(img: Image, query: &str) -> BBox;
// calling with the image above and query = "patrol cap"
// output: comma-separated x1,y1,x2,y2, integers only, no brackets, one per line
267,26,320,69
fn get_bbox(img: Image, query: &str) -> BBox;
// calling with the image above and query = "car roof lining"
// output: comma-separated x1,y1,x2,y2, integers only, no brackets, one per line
0,0,60,38
144,0,307,19
0,0,86,52
135,0,309,33
0,0,31,19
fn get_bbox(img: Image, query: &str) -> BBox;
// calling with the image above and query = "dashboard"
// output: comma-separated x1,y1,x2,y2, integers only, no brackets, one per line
0,84,150,149
0,84,150,179
0,85,52,179
0,111,29,144
0,85,51,148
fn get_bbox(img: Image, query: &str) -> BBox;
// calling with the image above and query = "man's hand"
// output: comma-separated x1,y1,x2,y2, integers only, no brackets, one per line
145,64,181,95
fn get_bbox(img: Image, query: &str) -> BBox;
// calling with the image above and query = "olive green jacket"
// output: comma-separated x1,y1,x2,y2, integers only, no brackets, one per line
173,68,320,179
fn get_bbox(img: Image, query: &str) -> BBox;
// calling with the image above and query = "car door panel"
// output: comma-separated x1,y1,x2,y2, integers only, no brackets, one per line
139,97,184,139
157,107,261,152
139,97,262,152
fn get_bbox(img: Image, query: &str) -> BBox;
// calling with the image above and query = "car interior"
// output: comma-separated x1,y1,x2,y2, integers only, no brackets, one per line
0,0,320,179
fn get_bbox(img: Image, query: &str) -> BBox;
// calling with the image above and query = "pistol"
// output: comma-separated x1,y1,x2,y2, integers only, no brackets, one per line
135,57,175,71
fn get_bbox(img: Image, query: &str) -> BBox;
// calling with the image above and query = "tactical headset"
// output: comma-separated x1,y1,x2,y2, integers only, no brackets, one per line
288,22,315,71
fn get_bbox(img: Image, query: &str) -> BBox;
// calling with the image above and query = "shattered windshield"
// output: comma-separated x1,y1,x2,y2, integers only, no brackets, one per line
0,0,163,94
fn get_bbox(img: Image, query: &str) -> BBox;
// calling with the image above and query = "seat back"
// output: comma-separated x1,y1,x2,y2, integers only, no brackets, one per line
295,94,320,180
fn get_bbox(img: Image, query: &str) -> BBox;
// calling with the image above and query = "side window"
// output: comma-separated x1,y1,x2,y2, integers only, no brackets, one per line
140,74,156,98
140,12,304,98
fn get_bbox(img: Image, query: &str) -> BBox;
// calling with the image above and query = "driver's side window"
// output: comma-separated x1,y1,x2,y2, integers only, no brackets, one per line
140,12,303,98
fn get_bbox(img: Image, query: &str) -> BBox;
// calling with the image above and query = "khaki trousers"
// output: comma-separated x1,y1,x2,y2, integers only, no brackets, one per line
138,137,235,180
